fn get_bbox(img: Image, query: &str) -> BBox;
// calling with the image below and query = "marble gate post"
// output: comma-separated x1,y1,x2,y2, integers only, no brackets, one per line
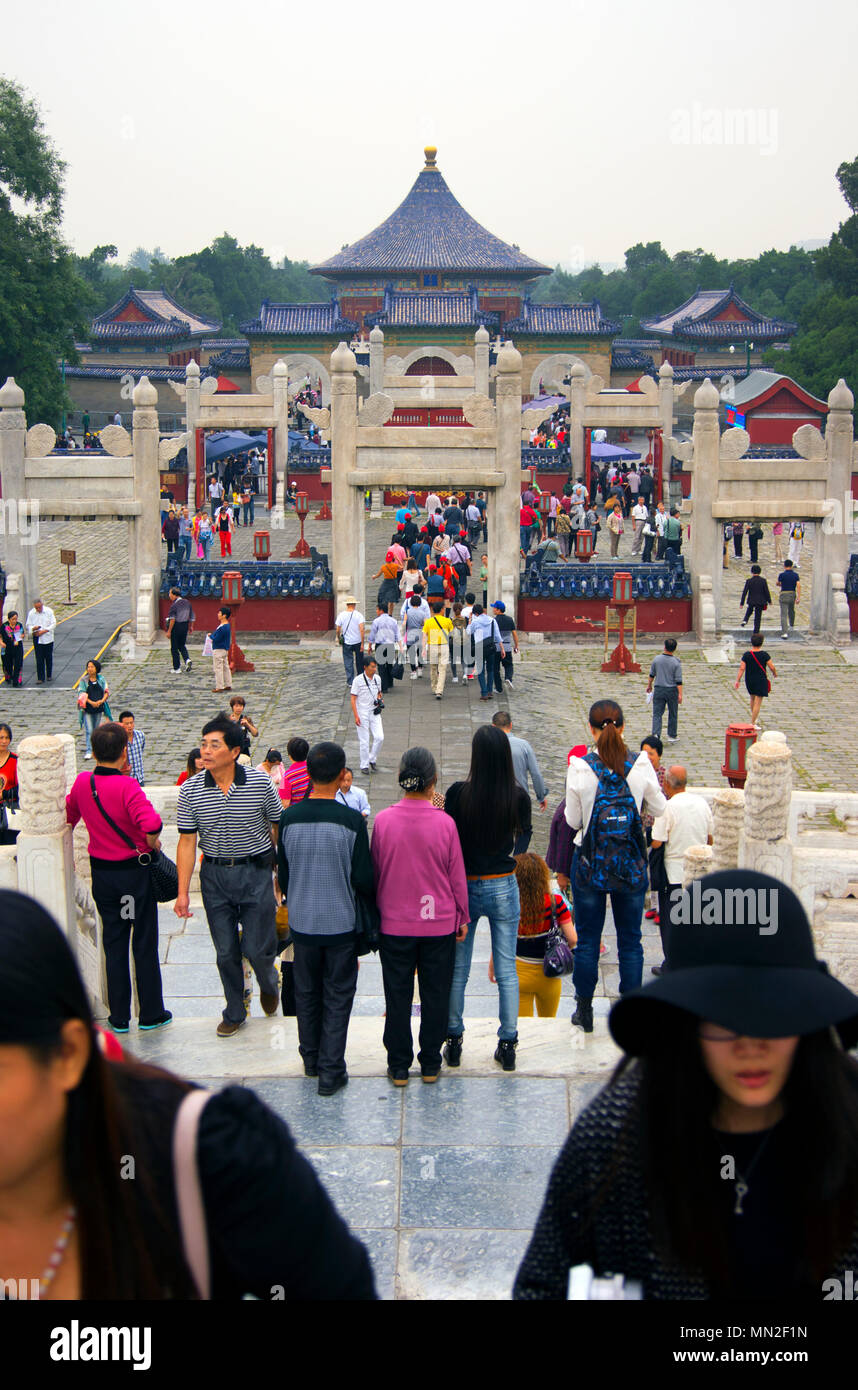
689,378,723,640
811,378,854,636
474,326,490,397
272,359,289,511
493,344,524,617
329,343,363,609
658,361,675,508
569,362,587,482
369,326,385,396
15,735,77,935
130,377,162,643
0,377,38,618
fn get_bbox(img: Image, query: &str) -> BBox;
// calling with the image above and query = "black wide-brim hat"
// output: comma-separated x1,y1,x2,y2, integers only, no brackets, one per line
610,869,858,1054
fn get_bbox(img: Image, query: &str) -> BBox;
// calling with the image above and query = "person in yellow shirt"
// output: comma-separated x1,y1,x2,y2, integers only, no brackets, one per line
422,605,453,700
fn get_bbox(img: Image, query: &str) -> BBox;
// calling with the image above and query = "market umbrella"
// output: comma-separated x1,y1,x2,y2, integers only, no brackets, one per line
204,430,267,463
589,442,641,461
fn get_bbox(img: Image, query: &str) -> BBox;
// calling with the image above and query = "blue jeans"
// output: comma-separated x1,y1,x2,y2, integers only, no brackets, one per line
243,500,254,526
178,536,192,562
475,641,495,696
447,873,520,1040
520,525,530,553
571,864,647,1001
83,710,102,756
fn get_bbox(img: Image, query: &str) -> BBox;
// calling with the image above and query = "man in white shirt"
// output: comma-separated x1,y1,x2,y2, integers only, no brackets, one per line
654,500,668,559
26,599,57,683
631,499,648,555
208,475,223,518
651,766,714,972
350,656,384,773
425,492,442,518
335,597,365,685
335,768,370,818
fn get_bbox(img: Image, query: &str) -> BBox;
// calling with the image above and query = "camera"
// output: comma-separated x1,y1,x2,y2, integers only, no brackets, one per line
372,698,385,716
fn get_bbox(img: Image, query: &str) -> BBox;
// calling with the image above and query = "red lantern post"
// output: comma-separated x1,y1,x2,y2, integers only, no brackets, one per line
722,723,758,788
221,571,255,674
253,531,270,561
290,490,311,558
575,529,593,562
601,571,641,674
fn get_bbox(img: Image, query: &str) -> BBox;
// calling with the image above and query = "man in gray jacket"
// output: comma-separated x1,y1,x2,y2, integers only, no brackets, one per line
492,711,547,853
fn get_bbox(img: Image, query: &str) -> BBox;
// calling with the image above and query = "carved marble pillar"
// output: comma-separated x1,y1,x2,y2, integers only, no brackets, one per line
131,377,162,644
494,344,523,620
711,788,745,871
569,363,587,482
0,378,38,617
474,326,490,397
689,378,723,639
658,361,675,508
682,843,715,886
812,379,854,634
738,738,793,882
369,326,385,396
272,359,289,512
15,735,77,935
330,343,362,607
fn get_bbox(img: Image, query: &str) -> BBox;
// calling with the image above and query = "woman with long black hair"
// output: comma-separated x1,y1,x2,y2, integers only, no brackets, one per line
443,724,530,1071
0,892,375,1299
514,869,858,1300
564,699,666,1034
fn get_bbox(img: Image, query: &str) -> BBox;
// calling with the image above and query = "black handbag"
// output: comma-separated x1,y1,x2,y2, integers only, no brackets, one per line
354,890,380,957
392,659,404,681
89,774,180,903
648,843,668,893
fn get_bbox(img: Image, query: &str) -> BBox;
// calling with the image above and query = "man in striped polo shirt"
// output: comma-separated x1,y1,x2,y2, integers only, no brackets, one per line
175,715,283,1037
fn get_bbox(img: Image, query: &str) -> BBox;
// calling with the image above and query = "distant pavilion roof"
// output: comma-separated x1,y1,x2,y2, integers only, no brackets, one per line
505,299,619,337
201,337,249,351
612,350,655,372
728,369,828,412
240,301,357,337
208,348,251,372
311,147,552,279
365,288,498,330
641,286,795,342
63,363,216,382
90,287,221,341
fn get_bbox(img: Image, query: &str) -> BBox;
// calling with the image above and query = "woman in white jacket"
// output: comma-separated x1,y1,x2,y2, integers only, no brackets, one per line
564,700,666,1033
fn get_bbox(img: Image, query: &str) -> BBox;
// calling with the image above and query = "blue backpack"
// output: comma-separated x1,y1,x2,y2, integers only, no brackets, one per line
574,753,648,894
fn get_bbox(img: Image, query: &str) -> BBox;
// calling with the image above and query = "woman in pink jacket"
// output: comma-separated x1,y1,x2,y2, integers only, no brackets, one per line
371,746,469,1086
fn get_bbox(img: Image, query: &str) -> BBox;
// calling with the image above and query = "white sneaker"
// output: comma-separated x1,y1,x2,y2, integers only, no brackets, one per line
781,633,789,640
452,676,459,683
666,735,678,743
411,671,418,680
84,753,93,760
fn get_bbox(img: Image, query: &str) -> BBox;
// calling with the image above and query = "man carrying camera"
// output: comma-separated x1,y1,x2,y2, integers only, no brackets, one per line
350,656,384,774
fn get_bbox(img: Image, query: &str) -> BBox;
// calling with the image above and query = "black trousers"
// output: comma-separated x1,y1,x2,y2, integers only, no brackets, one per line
657,880,680,964
34,642,53,680
493,649,514,691
292,937,358,1084
743,604,764,633
733,534,743,557
379,932,456,1073
748,535,760,563
2,644,22,684
377,658,394,693
170,621,190,670
90,857,165,1026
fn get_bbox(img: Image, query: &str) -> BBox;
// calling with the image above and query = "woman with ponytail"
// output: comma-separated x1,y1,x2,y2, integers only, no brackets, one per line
0,892,375,1299
564,701,666,1035
371,748,470,1085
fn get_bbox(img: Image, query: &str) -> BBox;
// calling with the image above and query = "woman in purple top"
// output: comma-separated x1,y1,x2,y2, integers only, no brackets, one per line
371,747,469,1086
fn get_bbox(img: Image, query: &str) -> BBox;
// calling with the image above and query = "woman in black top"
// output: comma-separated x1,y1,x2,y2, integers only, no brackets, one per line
734,632,777,729
0,893,376,1300
444,724,530,1071
515,869,858,1301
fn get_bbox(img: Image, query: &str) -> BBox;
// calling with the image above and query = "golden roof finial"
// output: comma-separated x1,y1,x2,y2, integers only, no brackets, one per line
424,145,438,169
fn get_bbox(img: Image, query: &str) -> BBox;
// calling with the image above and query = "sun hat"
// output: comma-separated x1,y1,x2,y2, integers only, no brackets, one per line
344,595,357,605
610,869,858,1054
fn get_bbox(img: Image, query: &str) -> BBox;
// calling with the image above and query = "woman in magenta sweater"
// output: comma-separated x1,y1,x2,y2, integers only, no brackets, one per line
371,746,469,1086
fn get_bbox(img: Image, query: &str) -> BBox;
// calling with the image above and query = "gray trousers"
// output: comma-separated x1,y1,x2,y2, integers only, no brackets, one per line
200,860,279,1024
652,685,679,739
779,593,795,636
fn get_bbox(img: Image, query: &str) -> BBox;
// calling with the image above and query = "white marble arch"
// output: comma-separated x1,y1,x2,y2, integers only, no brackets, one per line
529,353,592,398
283,354,331,406
391,346,474,377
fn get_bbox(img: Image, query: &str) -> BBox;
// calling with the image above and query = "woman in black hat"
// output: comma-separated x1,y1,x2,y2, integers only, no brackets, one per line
0,891,375,1299
514,869,858,1300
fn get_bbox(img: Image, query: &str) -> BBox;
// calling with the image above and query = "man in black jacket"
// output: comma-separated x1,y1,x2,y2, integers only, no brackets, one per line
740,565,772,634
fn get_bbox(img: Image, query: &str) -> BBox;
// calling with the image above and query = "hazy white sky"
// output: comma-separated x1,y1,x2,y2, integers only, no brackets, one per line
5,0,857,271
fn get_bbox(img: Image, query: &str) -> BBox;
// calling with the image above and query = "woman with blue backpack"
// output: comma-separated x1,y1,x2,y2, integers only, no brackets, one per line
564,700,666,1033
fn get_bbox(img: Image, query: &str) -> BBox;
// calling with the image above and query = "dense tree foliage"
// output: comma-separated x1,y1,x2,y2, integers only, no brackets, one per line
0,78,89,425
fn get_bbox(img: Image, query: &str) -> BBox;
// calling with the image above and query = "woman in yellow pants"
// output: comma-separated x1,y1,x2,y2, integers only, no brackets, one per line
491,854,577,1017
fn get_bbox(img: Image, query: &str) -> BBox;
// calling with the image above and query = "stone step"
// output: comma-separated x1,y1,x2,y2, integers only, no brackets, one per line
126,1016,621,1082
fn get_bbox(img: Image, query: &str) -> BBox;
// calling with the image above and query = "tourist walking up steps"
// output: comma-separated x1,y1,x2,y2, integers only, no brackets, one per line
66,721,171,1035
444,724,530,1071
175,716,283,1038
351,656,384,773
372,747,469,1086
210,607,232,692
278,741,375,1097
649,765,713,973
26,598,56,683
513,852,577,1019
777,559,801,640
423,604,453,699
514,869,858,1301
166,587,195,674
492,710,547,854
735,631,778,729
564,700,666,1034
336,596,365,683
0,892,377,1298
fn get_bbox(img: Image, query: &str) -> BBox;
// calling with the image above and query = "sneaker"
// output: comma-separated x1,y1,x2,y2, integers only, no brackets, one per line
108,1018,130,1034
452,676,459,683
443,1034,463,1067
781,633,789,640
387,1067,409,1086
494,1038,518,1072
421,1071,440,1084
651,964,665,977
435,693,442,700
216,1019,245,1038
360,766,371,774
139,1011,172,1031
411,671,418,680
644,908,658,919
84,753,93,760
666,735,678,743
169,668,182,675
506,679,514,689
185,660,192,673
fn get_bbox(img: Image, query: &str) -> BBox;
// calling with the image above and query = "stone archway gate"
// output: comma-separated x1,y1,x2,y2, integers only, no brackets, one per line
566,360,688,505
681,376,855,640
324,340,523,615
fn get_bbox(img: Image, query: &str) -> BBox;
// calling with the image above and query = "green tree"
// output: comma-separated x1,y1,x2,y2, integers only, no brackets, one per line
0,77,88,425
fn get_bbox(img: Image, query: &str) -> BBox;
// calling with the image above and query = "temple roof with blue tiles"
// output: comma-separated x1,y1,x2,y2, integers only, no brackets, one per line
208,348,250,372
504,299,620,337
365,287,498,330
90,287,221,342
240,300,358,337
612,350,656,372
63,363,217,382
311,148,552,280
641,286,796,342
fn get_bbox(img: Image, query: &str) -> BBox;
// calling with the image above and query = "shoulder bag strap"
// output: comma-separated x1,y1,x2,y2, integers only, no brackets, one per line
749,650,767,674
89,773,140,855
173,1090,212,1300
